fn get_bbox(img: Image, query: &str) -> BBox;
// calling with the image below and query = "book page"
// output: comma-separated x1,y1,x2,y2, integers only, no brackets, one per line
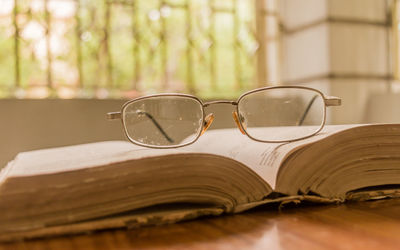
186,125,359,189
5,125,360,189
6,142,185,177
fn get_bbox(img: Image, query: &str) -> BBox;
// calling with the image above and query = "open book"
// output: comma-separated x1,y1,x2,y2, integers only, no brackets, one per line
1,124,400,241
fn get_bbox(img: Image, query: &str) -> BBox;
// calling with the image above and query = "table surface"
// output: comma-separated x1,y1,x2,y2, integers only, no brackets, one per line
2,198,400,250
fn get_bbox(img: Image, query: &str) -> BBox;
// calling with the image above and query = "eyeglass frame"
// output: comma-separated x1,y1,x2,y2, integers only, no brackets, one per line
107,85,342,149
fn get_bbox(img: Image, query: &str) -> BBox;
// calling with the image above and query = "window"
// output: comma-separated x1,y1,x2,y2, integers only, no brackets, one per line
393,0,400,82
0,0,279,99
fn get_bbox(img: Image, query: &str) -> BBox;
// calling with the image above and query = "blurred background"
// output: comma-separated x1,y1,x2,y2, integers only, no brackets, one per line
1,0,400,166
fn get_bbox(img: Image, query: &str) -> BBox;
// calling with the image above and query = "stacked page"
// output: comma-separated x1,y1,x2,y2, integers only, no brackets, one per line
1,124,400,241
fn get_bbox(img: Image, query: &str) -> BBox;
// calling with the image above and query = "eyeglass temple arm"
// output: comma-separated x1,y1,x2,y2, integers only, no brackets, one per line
297,95,342,126
138,111,174,143
107,111,174,143
297,95,318,126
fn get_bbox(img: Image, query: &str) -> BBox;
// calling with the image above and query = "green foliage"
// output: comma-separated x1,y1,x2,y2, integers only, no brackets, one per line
0,0,257,99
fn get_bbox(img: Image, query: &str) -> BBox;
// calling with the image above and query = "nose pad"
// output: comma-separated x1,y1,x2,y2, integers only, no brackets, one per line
232,111,246,135
200,113,215,136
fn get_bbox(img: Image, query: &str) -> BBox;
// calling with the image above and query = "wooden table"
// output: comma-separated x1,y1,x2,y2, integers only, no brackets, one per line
2,199,400,250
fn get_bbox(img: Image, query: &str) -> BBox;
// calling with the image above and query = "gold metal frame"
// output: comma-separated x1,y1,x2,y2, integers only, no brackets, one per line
107,86,342,148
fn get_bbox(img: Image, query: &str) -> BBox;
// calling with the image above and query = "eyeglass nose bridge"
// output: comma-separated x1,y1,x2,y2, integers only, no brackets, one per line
202,100,247,135
203,100,238,107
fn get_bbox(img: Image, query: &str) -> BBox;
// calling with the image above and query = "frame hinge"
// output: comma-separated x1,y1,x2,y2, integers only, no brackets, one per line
325,96,342,106
107,112,122,120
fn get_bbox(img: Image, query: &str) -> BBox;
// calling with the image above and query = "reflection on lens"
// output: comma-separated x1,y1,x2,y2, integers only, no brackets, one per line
237,88,325,142
122,95,203,147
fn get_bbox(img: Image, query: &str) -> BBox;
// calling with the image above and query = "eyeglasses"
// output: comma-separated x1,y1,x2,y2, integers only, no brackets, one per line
107,86,341,148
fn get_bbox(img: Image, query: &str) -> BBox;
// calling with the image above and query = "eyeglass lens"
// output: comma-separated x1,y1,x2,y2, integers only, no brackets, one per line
122,96,204,147
237,88,325,142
